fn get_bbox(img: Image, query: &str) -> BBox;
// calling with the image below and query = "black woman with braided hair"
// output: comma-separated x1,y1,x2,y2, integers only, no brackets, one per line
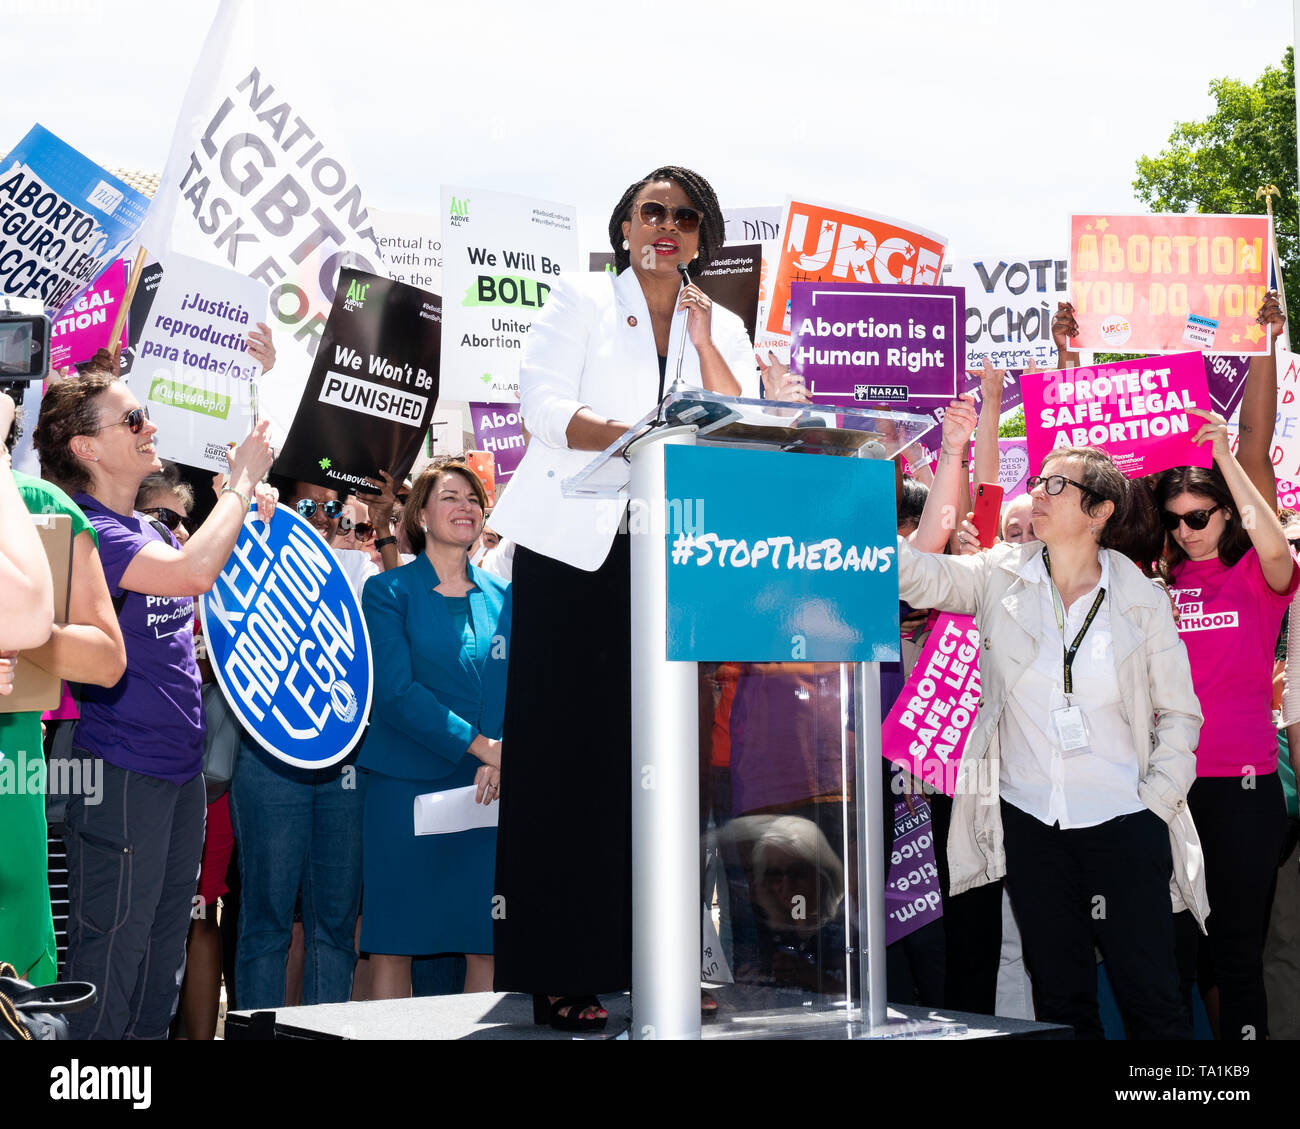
488,166,764,1030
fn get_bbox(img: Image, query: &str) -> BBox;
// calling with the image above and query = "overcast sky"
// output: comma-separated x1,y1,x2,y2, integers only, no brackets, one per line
3,0,1294,260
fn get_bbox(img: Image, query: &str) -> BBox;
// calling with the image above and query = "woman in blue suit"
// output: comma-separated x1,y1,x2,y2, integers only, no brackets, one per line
360,459,509,997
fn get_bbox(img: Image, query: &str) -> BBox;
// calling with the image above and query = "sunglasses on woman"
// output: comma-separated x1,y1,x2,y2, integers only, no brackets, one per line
90,406,150,434
1162,505,1223,532
141,506,186,532
637,201,701,233
336,514,375,542
296,498,344,520
1026,473,1094,498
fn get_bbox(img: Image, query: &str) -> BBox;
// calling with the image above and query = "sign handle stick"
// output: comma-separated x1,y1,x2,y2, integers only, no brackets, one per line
108,247,148,351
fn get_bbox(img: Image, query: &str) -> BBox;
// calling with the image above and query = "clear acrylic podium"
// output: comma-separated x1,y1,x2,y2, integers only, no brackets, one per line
564,390,962,1040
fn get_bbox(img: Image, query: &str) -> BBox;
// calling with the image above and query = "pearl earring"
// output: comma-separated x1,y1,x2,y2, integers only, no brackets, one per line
693,251,699,260
622,239,629,250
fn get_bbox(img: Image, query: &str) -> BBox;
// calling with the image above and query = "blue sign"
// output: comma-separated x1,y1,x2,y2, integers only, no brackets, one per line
199,505,373,769
664,446,900,662
0,124,151,314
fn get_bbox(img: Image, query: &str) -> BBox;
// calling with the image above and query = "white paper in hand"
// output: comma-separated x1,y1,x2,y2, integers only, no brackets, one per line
413,785,500,836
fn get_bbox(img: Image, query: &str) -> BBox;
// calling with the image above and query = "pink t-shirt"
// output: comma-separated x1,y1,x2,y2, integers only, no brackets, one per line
1170,547,1299,776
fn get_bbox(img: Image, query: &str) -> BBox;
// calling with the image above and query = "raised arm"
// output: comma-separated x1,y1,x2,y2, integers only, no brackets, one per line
1189,406,1295,594
1051,302,1081,371
1236,291,1284,511
973,359,1006,488
911,394,977,554
119,422,276,597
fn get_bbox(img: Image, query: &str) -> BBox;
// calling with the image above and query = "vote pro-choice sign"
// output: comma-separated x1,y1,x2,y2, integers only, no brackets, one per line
1022,351,1212,480
199,506,373,769
789,282,961,408
663,446,900,662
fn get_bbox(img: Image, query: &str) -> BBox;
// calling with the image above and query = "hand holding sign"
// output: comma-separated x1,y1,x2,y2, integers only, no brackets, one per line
758,350,810,403
227,421,276,521
1256,290,1286,342
1051,302,1078,360
1187,406,1233,464
247,322,276,374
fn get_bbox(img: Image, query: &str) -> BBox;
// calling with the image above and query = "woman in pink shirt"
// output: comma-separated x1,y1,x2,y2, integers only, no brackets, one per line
1157,407,1298,1041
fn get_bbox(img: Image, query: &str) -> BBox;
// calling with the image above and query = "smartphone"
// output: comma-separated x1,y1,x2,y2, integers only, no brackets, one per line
972,482,1004,548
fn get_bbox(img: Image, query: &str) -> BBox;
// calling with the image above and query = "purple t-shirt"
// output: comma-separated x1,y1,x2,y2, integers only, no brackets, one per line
73,493,203,784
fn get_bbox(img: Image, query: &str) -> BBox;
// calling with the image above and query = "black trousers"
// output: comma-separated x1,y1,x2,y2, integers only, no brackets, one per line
1176,772,1287,1040
1001,800,1191,1040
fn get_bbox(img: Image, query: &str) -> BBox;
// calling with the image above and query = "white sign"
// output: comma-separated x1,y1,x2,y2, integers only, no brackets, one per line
439,185,577,403
371,207,444,293
940,255,1069,371
126,252,267,471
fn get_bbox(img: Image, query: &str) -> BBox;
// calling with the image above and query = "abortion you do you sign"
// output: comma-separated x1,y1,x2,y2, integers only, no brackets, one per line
199,505,373,769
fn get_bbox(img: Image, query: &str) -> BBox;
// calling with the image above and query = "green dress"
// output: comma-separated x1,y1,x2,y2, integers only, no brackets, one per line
0,472,94,984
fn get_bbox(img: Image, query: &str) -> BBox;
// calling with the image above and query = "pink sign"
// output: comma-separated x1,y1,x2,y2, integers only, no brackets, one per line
880,613,981,796
1022,351,1212,480
998,438,1031,499
49,260,127,369
468,402,525,482
1279,479,1300,511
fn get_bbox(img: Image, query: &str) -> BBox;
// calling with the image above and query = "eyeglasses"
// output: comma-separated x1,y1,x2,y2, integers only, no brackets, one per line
636,201,701,233
141,506,186,532
1162,505,1223,532
90,406,150,435
296,498,344,520
337,514,375,543
1027,474,1094,498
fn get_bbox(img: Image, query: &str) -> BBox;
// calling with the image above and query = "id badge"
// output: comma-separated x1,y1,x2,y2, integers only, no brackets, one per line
1052,705,1089,753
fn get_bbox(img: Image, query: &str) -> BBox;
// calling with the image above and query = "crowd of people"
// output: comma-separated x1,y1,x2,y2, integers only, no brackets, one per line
1,162,1298,1042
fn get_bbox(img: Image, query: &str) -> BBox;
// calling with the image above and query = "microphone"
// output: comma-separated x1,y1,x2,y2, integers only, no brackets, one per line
669,263,692,398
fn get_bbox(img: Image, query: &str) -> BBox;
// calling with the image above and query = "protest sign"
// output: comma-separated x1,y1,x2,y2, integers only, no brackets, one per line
998,438,1032,498
1257,347,1300,483
371,207,443,292
469,402,525,484
941,255,1069,370
124,252,267,470
49,259,128,369
274,268,441,492
1022,352,1212,479
881,614,981,796
0,125,149,315
1068,214,1271,354
789,282,961,407
885,798,943,945
723,206,781,246
1204,353,1251,419
409,407,467,479
765,198,946,340
1278,479,1300,510
664,446,900,662
199,504,372,770
439,186,577,403
135,0,385,440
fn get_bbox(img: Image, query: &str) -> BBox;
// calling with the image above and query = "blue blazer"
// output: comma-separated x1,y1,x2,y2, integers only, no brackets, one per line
359,555,511,781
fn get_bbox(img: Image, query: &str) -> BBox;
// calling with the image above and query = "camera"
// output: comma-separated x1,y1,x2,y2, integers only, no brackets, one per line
0,297,52,384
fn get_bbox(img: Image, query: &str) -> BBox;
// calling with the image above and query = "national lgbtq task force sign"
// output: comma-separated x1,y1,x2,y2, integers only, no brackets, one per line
199,505,373,769
663,446,900,662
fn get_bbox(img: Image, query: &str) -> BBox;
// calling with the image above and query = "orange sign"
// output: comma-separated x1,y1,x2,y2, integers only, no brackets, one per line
1068,213,1272,354
764,198,947,338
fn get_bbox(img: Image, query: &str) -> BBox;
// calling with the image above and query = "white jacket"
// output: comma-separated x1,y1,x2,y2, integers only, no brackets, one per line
896,537,1210,929
488,269,758,571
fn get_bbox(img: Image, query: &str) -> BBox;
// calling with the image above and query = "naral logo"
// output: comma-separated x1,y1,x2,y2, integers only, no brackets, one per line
449,195,471,228
342,278,370,312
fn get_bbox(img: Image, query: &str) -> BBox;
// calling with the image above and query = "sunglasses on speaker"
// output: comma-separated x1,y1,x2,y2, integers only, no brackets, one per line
1162,505,1223,532
90,405,150,435
141,506,186,532
296,498,344,520
337,514,375,543
636,201,701,233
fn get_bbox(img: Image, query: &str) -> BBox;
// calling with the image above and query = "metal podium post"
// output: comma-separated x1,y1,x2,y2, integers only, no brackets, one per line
854,660,887,1028
627,425,701,1041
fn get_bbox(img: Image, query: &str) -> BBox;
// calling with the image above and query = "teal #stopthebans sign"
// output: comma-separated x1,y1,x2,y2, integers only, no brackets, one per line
663,445,901,662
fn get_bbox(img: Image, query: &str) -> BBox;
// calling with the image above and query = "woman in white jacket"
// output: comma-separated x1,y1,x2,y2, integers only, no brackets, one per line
897,444,1206,1039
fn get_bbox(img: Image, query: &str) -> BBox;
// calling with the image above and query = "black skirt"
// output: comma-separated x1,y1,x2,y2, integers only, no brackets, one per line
492,533,632,995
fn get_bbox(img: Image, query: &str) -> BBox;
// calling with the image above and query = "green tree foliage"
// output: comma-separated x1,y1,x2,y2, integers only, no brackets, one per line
1134,47,1297,299
997,405,1025,438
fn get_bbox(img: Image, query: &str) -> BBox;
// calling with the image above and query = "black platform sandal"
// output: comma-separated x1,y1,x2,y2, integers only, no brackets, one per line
532,993,607,1031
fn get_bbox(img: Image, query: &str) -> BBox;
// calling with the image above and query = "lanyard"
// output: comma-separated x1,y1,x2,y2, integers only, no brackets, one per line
1042,548,1106,697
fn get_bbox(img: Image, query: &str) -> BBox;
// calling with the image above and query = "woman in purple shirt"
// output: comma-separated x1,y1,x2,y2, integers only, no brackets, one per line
33,369,274,1039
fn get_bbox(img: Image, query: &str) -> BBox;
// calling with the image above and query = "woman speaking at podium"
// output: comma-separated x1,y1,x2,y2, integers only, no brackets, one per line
489,166,758,1030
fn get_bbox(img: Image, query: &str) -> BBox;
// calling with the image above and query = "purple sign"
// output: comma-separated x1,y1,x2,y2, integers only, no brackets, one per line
885,797,942,945
1204,353,1250,419
469,402,525,482
790,282,962,407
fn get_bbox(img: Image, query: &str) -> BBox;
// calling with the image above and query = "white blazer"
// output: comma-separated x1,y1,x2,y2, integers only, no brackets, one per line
489,268,759,571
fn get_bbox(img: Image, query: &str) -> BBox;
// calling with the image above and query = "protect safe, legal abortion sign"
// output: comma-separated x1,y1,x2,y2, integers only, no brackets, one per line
199,505,373,769
663,446,900,662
